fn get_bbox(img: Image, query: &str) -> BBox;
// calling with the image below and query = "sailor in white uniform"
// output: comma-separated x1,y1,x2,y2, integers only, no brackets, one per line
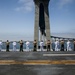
0,40,2,51
26,41,30,51
12,41,16,51
55,39,59,51
67,40,71,51
40,40,44,51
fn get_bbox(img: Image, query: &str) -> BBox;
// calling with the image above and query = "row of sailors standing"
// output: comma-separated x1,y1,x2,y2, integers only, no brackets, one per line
0,39,75,51
0,40,30,52
13,40,30,52
39,39,75,51
39,40,51,51
0,40,50,51
6,40,24,52
53,39,75,51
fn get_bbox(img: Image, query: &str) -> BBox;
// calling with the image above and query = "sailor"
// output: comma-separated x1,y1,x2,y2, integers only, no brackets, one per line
55,39,59,51
12,41,16,51
0,40,2,51
67,40,71,51
40,40,44,51
26,40,30,51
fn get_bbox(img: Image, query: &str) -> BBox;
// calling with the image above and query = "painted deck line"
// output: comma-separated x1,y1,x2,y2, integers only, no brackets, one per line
43,54,75,56
0,60,75,65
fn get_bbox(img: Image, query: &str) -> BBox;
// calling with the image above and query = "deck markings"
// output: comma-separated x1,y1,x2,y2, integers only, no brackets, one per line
43,54,75,56
0,60,75,65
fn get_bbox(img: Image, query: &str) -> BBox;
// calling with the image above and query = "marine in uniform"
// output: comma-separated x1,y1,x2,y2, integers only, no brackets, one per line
20,40,23,52
60,40,64,51
6,40,10,52
73,40,75,51
46,40,51,51
33,40,37,51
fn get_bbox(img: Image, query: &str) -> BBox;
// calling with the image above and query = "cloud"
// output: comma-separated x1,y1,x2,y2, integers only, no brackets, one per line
15,0,34,12
58,0,74,8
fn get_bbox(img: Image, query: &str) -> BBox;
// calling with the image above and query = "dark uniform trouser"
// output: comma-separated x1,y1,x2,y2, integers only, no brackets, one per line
61,44,64,51
20,45,23,52
47,45,50,51
74,44,75,51
33,45,37,51
6,45,9,51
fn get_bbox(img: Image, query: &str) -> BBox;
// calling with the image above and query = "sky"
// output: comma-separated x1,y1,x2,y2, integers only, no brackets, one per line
0,0,75,41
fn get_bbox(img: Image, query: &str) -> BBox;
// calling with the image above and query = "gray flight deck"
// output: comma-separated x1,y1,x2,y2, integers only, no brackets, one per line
0,51,75,75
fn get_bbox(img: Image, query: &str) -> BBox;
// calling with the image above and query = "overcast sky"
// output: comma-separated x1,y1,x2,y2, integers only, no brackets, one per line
0,0,75,41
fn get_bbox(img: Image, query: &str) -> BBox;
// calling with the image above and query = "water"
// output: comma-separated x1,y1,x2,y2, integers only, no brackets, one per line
1,41,74,50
